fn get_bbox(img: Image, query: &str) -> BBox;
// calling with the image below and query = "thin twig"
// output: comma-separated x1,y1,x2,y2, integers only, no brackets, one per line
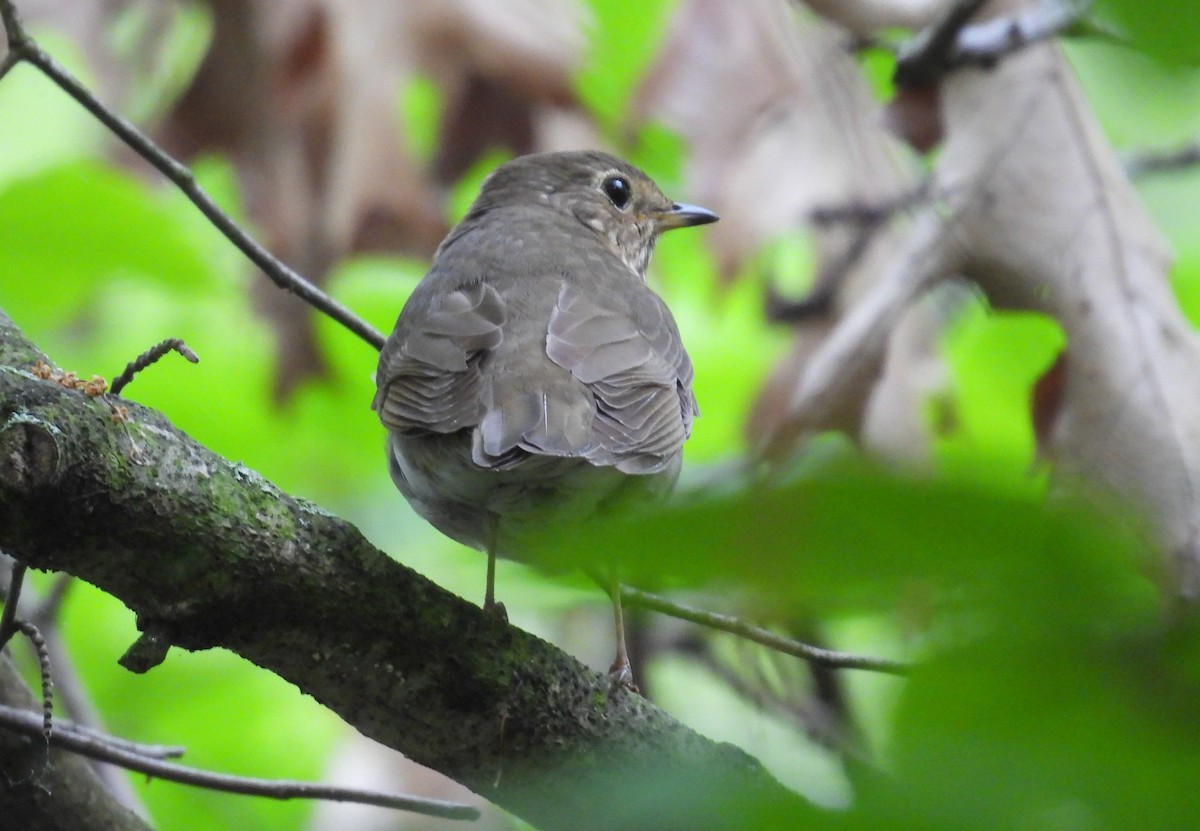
110,338,199,396
1125,142,1200,178
621,586,909,675
0,47,18,81
13,619,53,741
895,0,1090,86
809,182,932,228
767,182,933,324
955,0,1089,68
0,559,26,649
0,703,480,820
682,635,853,752
0,0,385,352
895,0,989,87
56,720,184,760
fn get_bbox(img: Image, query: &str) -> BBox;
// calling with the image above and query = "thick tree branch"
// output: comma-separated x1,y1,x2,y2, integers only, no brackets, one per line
0,312,809,831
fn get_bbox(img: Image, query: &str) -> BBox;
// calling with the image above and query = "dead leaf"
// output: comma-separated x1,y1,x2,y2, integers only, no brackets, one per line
154,0,594,396
633,0,916,280
781,5,1200,590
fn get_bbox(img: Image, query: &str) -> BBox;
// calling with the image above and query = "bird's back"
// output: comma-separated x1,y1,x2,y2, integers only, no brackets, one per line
374,204,696,553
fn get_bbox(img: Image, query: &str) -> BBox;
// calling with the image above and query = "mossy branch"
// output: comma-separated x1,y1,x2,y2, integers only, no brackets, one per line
0,311,806,831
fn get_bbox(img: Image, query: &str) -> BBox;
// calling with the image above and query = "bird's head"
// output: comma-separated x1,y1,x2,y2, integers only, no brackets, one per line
466,150,718,277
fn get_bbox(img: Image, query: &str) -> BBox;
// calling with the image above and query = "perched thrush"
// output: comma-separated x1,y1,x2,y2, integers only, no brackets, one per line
373,150,717,688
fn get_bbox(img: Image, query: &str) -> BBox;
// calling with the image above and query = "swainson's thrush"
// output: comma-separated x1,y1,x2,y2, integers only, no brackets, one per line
373,150,716,688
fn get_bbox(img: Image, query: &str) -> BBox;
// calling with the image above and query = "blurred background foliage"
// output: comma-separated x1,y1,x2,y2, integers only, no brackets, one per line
2,0,1200,829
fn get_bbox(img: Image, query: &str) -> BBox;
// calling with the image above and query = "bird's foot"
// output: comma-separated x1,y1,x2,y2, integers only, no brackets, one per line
608,656,640,695
482,599,508,622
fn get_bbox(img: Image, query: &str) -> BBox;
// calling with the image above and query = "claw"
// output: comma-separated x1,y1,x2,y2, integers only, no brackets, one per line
608,655,639,694
483,599,508,623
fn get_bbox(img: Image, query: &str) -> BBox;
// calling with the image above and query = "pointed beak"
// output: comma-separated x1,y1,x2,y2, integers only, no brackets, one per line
656,202,719,231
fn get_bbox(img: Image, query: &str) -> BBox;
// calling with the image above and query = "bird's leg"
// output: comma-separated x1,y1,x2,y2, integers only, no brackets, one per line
483,521,507,621
605,571,638,693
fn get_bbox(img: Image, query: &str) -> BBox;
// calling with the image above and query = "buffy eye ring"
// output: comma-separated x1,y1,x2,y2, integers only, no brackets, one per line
602,175,632,209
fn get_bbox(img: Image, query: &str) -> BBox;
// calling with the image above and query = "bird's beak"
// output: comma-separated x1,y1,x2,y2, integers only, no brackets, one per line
655,202,719,231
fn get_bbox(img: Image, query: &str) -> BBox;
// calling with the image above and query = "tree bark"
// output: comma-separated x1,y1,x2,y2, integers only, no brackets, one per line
0,655,154,831
0,310,807,830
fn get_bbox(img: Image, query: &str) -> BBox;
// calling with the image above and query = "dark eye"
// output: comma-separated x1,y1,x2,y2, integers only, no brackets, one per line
602,175,632,209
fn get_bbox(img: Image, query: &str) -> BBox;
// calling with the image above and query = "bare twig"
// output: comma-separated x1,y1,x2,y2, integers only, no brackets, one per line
895,0,989,87
0,703,480,820
0,45,18,81
13,619,52,741
0,558,26,649
895,0,1091,86
17,571,152,813
955,0,1090,68
0,0,386,352
1125,142,1200,178
681,635,853,752
767,183,933,324
109,338,199,397
0,706,182,759
621,587,909,675
809,183,932,228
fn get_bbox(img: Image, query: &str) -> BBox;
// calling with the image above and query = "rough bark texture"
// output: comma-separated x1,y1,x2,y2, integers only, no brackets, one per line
0,655,153,831
0,311,804,830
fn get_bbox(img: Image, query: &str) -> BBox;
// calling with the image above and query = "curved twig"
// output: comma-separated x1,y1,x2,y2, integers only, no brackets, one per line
0,558,25,649
621,586,909,675
0,0,385,352
109,338,199,397
0,704,480,820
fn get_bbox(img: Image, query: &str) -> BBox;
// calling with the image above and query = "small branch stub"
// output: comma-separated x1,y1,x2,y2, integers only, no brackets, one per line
110,338,199,397
119,627,172,674
0,415,62,491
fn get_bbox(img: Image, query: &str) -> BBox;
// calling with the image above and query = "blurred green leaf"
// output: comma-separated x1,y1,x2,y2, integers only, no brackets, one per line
1065,40,1200,147
0,32,105,184
532,461,1156,630
1094,0,1200,65
0,161,220,333
110,2,213,121
445,148,512,224
938,304,1065,484
400,73,443,164
578,0,676,130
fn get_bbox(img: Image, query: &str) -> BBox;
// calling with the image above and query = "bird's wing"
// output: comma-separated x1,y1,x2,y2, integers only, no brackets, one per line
547,283,697,474
373,280,505,434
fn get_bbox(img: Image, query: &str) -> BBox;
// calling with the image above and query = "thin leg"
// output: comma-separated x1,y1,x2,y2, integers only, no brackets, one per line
483,522,506,620
606,572,637,693
484,547,497,611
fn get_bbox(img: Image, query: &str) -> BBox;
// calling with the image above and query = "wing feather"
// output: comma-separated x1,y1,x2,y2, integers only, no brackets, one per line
373,280,505,434
547,284,696,473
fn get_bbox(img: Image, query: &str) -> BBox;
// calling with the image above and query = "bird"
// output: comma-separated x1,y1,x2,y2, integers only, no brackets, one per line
372,150,717,689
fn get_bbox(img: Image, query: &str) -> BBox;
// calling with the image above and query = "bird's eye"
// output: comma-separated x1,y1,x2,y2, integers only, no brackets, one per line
602,175,632,209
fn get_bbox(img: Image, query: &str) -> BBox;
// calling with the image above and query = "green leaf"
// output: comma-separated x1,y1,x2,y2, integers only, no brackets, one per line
0,161,220,333
577,0,676,130
1094,0,1200,65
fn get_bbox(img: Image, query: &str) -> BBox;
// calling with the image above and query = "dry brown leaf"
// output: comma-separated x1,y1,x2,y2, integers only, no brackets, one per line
633,0,915,280
635,0,945,453
152,0,595,396
937,41,1200,588
798,0,949,37
782,3,1200,589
